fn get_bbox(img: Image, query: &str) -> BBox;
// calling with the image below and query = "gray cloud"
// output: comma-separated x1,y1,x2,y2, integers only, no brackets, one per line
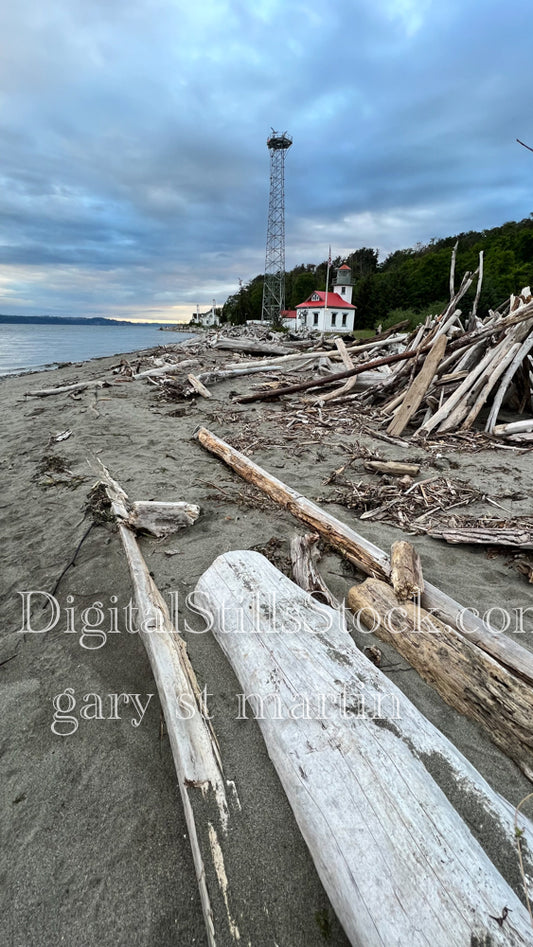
0,0,532,318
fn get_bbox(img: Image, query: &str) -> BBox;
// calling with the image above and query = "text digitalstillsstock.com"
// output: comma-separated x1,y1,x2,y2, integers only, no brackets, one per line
17,588,532,737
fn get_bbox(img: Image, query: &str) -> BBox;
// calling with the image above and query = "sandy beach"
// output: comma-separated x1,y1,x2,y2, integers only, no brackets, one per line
2,337,533,946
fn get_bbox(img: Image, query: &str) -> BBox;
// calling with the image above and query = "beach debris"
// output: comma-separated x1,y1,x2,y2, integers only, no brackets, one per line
290,532,340,608
196,549,533,946
35,454,85,489
48,429,72,443
347,577,533,781
128,500,200,538
92,464,200,538
186,372,212,399
193,426,533,686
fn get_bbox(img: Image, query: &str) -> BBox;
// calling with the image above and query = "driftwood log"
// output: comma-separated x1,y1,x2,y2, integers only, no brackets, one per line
128,500,200,538
97,466,257,946
347,578,533,780
193,426,533,686
364,460,420,477
195,550,533,947
428,525,533,549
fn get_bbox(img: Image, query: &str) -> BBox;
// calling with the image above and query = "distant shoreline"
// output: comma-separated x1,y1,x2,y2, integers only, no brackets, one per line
0,314,172,327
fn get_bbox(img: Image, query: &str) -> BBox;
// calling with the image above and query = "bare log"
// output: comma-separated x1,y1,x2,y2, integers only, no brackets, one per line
97,465,255,946
26,379,105,397
364,460,421,477
347,578,533,780
213,338,292,356
193,426,389,580
390,540,424,599
428,525,533,549
196,551,533,947
193,427,533,686
491,417,533,438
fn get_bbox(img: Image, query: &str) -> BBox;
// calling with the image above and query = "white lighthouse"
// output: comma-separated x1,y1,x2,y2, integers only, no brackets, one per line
333,263,354,304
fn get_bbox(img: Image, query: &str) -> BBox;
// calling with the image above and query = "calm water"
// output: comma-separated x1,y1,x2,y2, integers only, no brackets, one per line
0,322,197,376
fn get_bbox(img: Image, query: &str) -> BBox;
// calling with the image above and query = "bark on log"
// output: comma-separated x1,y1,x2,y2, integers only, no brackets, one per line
193,426,533,686
195,551,533,947
347,578,533,780
390,540,424,599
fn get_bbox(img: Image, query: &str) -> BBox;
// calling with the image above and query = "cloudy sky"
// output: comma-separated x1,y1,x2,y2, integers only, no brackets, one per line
1,0,532,322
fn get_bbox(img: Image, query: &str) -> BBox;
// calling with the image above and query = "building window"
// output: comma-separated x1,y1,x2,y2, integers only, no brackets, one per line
313,312,319,326
331,312,337,326
341,286,346,295
312,293,320,301
300,310,307,324
342,313,347,326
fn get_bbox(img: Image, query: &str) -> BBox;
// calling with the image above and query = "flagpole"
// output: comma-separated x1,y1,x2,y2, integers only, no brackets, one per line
324,246,331,327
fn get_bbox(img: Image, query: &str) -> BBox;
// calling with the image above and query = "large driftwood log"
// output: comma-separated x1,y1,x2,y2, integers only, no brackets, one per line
193,426,533,686
195,551,533,947
347,578,533,780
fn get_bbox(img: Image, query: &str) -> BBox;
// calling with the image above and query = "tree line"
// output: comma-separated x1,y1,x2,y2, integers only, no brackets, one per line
222,215,533,329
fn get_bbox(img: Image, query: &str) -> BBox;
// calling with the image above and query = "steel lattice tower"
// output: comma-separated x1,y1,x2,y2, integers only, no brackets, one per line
261,130,292,325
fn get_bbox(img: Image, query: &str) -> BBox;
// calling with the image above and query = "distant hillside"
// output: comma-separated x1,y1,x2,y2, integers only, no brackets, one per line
223,214,533,329
0,315,143,326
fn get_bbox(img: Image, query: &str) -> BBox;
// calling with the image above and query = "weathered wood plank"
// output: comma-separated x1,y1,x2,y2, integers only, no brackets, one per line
387,334,447,436
196,550,533,947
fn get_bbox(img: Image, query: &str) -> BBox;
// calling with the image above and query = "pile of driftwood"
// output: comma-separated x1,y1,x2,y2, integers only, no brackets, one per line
233,282,533,444
95,441,533,946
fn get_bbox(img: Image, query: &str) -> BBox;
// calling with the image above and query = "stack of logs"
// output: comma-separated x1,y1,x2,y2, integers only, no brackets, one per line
357,285,533,443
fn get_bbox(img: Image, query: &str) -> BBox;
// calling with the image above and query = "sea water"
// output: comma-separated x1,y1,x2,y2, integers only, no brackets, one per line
0,323,197,376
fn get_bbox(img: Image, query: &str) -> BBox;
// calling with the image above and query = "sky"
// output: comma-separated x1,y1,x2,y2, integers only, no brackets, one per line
1,0,533,322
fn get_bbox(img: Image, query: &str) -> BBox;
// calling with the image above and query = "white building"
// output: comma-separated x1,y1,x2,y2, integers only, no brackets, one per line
295,263,356,333
191,301,220,328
